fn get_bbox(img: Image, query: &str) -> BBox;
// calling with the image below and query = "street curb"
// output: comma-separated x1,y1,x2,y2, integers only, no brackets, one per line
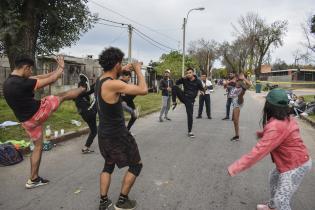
19,108,161,155
19,127,90,155
300,115,315,128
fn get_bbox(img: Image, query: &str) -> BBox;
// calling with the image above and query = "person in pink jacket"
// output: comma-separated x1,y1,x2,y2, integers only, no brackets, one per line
228,88,312,210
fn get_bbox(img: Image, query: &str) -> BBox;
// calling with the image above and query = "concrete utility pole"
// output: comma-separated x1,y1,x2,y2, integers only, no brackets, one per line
128,24,133,63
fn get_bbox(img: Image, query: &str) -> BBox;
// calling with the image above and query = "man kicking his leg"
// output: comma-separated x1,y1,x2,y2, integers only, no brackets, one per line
3,55,85,188
95,47,147,210
172,68,204,138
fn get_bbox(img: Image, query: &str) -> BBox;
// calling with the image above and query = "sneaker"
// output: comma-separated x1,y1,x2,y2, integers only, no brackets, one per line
114,197,137,210
79,73,90,91
256,204,276,210
164,116,171,121
172,102,177,110
25,177,49,189
187,132,195,138
222,117,229,120
134,106,141,118
208,116,212,119
159,117,163,122
82,148,94,154
230,136,240,141
99,198,113,210
196,116,202,119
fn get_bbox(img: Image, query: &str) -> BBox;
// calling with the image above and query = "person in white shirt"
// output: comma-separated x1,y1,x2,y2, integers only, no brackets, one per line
197,73,212,119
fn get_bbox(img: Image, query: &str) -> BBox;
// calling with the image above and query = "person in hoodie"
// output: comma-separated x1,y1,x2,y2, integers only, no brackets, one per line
172,68,204,138
159,69,174,122
228,88,312,210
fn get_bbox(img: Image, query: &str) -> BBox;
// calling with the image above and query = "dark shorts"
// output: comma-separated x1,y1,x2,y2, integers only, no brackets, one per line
98,132,141,168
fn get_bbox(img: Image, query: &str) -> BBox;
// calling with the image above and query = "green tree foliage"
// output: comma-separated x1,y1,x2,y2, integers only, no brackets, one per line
0,0,96,70
155,51,198,79
212,68,227,79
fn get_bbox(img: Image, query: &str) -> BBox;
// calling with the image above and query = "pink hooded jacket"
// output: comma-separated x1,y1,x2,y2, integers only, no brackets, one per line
228,117,310,176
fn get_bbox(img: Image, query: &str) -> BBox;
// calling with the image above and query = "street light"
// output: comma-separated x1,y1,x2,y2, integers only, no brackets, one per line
182,7,205,77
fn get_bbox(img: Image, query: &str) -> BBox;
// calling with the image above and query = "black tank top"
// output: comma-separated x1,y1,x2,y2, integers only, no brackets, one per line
95,77,128,137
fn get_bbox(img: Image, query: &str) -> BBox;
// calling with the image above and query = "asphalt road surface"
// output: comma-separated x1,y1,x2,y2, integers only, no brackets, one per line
1,87,314,210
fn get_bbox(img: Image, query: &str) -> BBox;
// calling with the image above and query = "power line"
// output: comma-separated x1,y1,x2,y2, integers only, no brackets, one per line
109,29,126,45
133,30,169,52
133,28,176,51
96,21,127,29
98,17,127,26
89,0,179,43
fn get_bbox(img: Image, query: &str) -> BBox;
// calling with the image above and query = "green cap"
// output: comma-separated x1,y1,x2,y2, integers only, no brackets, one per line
266,88,289,107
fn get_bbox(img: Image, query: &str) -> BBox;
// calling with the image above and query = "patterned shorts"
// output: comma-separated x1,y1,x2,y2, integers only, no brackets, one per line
231,97,243,109
98,131,141,168
21,96,60,141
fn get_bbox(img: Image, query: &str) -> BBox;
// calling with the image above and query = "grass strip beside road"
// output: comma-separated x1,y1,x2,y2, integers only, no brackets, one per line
0,93,162,143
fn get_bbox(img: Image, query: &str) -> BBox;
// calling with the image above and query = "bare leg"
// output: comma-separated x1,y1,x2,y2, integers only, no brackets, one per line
100,172,111,196
57,87,85,103
121,171,137,195
30,137,43,180
233,108,240,136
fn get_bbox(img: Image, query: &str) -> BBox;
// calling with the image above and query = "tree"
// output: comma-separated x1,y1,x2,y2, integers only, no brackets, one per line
233,13,288,78
218,38,250,74
155,51,198,79
188,39,217,76
301,14,315,62
272,58,288,70
0,0,95,70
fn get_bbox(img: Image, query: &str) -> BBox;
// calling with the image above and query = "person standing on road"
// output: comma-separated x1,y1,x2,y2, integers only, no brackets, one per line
230,73,251,141
95,47,147,210
159,69,174,122
3,55,85,189
172,68,204,138
222,73,236,120
196,73,212,119
228,88,312,210
120,70,139,132
74,74,97,154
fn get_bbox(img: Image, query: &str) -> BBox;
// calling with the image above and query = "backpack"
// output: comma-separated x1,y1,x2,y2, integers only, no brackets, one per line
0,143,23,166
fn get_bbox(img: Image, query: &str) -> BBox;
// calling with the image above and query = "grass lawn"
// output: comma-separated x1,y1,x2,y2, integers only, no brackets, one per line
302,95,315,122
0,93,162,142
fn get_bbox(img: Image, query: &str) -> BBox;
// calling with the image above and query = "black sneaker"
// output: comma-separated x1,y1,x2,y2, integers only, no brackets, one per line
196,116,202,119
222,117,229,120
230,136,240,142
25,177,49,189
79,73,90,91
164,117,171,121
99,198,113,210
114,197,137,210
172,102,177,110
187,132,195,138
82,148,94,154
208,116,212,119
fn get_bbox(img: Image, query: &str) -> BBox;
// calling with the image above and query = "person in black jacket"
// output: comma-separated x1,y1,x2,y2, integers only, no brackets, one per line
159,69,174,122
74,74,97,154
172,68,204,138
120,70,139,132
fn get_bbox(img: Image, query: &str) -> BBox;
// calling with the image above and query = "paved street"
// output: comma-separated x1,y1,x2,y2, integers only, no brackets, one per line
1,87,314,210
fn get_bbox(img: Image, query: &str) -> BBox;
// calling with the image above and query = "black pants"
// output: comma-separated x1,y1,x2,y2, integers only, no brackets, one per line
198,94,211,118
80,110,97,147
226,97,232,119
172,86,194,132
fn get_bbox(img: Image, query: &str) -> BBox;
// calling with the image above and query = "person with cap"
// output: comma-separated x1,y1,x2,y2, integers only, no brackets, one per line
159,69,174,122
228,88,312,210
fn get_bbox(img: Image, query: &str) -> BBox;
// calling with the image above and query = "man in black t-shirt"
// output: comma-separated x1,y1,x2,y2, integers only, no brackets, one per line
3,56,85,189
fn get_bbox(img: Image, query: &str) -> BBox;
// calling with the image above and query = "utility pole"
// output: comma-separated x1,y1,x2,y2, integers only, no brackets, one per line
182,18,186,77
128,24,133,63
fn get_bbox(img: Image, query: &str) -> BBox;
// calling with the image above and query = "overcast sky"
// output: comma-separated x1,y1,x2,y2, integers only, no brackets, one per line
61,0,315,67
